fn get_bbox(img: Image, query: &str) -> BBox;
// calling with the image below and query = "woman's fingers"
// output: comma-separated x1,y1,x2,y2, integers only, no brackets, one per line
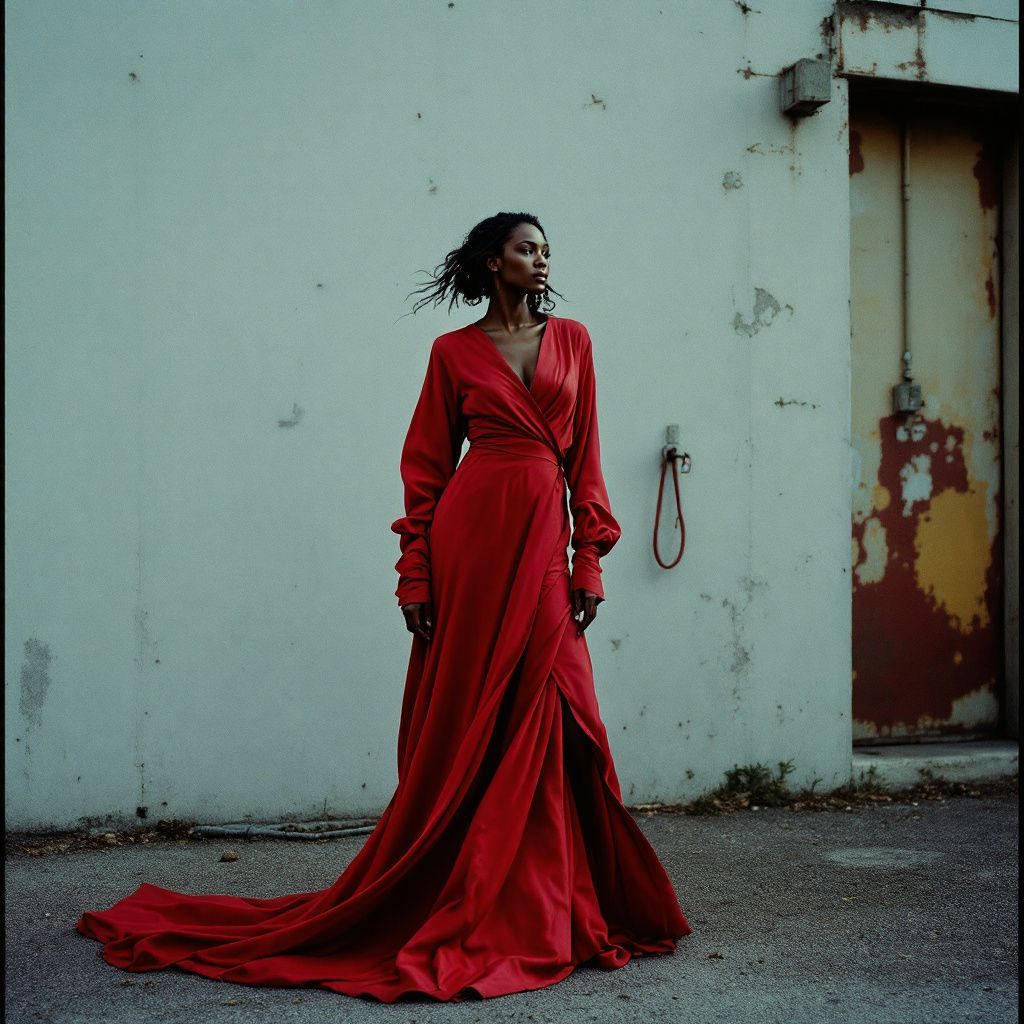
408,590,599,639
401,602,433,641
571,589,599,635
416,602,433,640
580,595,597,635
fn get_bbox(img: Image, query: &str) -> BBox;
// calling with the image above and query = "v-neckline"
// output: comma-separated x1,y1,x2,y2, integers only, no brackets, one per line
465,315,551,398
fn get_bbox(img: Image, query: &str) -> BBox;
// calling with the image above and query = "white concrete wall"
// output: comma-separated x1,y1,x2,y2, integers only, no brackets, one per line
4,0,1014,831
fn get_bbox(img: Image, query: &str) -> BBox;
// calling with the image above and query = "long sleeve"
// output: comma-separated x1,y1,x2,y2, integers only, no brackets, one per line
564,326,622,602
390,340,466,607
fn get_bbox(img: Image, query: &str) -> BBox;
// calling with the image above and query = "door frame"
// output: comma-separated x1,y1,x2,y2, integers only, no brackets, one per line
846,77,1019,741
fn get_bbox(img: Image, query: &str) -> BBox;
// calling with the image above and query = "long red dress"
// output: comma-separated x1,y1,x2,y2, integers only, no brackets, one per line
74,314,691,1002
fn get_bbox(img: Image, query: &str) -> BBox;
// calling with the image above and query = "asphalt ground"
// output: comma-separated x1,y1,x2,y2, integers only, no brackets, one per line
5,781,1018,1024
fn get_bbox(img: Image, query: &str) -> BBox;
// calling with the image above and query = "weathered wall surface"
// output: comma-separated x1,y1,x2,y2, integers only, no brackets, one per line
5,0,1016,830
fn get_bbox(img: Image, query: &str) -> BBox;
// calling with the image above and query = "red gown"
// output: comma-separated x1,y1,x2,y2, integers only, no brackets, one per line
74,314,691,1002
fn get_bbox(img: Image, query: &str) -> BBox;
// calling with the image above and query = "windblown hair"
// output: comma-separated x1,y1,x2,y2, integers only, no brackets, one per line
407,212,565,316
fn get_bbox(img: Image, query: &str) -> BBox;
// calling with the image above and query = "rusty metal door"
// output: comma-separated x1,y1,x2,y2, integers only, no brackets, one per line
849,97,1004,743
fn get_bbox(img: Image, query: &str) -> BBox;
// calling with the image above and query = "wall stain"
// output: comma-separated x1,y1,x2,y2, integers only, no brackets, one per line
984,272,997,320
19,638,53,732
133,605,157,671
895,43,927,80
819,14,837,62
746,141,795,156
844,2,919,34
774,397,819,409
740,573,768,603
972,136,1000,211
277,402,304,428
732,287,792,337
721,596,751,686
849,129,865,175
736,64,776,80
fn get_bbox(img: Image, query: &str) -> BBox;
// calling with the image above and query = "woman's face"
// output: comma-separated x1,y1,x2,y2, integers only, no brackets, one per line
489,223,550,295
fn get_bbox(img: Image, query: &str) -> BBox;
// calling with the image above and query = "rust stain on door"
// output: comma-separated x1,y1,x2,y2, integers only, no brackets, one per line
852,414,1002,738
850,99,1004,742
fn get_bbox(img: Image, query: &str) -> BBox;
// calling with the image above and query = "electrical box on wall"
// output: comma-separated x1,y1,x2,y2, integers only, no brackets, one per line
892,380,923,416
779,58,831,116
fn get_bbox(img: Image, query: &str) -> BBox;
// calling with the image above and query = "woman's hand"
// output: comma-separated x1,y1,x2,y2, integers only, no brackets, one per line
401,602,433,641
571,588,602,636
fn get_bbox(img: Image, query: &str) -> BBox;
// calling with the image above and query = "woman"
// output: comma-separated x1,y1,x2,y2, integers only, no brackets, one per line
74,212,691,1002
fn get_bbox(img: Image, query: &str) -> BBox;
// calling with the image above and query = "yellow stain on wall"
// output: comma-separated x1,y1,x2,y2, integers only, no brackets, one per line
871,483,891,512
913,485,992,634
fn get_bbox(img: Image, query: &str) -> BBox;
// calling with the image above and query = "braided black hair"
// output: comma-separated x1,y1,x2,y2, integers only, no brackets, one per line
407,211,565,316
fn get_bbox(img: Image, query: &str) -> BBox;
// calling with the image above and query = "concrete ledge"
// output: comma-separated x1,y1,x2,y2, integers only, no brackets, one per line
853,739,1019,789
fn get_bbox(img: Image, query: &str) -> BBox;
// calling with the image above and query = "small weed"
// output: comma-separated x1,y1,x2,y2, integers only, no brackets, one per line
630,761,1017,818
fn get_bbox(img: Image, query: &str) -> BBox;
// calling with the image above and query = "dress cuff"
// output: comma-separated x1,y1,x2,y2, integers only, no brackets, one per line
396,579,432,608
569,552,606,602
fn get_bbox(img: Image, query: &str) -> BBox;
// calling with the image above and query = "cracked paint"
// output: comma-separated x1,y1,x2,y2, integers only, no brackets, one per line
854,516,887,586
731,287,792,337
898,453,932,516
851,415,1001,738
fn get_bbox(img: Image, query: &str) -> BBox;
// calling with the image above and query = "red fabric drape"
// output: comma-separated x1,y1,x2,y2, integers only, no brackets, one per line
75,315,692,1002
